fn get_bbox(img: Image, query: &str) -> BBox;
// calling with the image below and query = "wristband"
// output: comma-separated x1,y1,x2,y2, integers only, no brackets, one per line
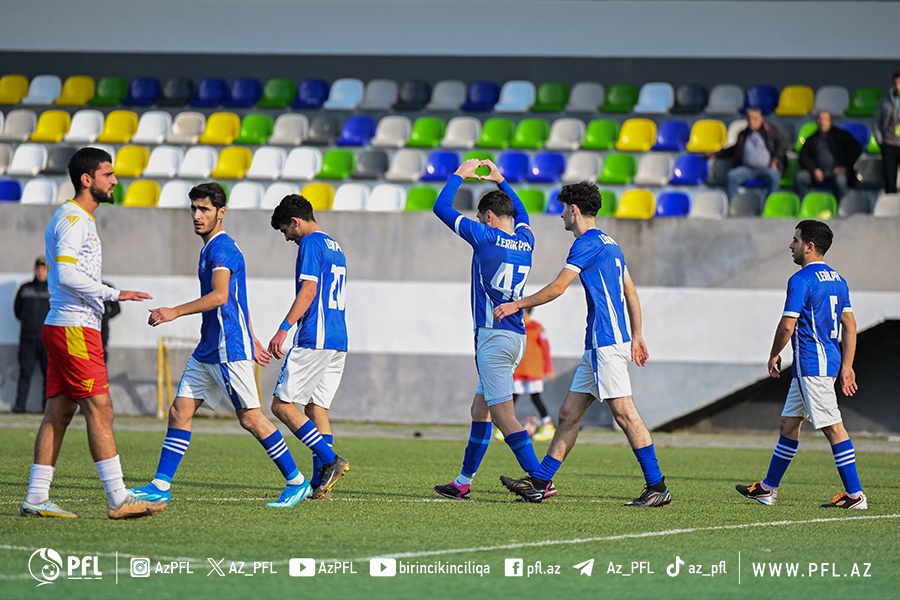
279,319,291,332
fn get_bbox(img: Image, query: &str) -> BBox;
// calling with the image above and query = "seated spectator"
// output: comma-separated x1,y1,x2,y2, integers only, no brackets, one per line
873,71,900,194
718,108,788,199
795,110,861,200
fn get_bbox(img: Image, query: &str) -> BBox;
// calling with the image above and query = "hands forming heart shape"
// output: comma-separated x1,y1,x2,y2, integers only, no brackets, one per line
455,158,504,183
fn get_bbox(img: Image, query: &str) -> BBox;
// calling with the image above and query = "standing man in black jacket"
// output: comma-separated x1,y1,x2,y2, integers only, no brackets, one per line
873,72,900,194
795,110,862,200
13,256,51,413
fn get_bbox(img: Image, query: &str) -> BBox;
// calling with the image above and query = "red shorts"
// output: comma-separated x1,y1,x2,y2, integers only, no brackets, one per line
43,325,109,401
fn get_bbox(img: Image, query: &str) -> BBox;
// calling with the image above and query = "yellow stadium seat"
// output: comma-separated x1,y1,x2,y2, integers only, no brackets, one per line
210,146,253,179
123,180,160,207
301,182,335,211
56,75,96,106
0,74,29,104
615,189,656,219
30,110,71,143
775,85,815,117
97,110,139,143
685,119,727,153
114,145,150,178
199,112,241,145
615,118,657,152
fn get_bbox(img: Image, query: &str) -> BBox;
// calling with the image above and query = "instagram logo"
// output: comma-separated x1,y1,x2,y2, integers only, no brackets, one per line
130,557,151,578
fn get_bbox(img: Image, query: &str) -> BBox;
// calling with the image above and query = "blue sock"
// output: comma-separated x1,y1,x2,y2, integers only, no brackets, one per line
310,434,333,487
532,455,562,482
151,428,191,490
633,444,664,487
832,439,862,494
762,435,799,489
456,422,492,484
504,430,540,475
294,421,336,465
259,430,303,483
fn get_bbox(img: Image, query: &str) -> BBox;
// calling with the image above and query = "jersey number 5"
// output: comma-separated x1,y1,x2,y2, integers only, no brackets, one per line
829,295,839,339
490,263,531,301
328,265,347,311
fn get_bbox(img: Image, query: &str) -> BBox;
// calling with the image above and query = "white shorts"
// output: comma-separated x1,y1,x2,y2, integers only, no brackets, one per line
570,344,633,401
474,328,526,406
274,347,346,409
782,376,842,429
176,356,261,410
514,379,544,395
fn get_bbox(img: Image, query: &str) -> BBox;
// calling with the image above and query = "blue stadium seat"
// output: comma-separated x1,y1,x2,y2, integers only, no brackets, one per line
546,188,563,214
670,154,709,185
653,120,690,152
421,151,460,182
526,152,566,183
744,85,779,115
497,152,530,183
124,77,161,106
841,123,869,150
224,77,263,108
461,81,500,112
0,179,23,202
190,77,228,108
336,115,377,146
655,191,691,217
293,78,330,109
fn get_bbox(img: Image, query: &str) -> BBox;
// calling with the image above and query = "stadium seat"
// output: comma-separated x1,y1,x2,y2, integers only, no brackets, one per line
64,109,104,143
21,178,58,205
441,116,481,149
385,149,427,183
872,193,900,217
452,188,475,211
601,83,638,113
166,112,206,145
493,80,536,112
582,119,619,150
855,155,883,190
546,188,563,214
10,144,50,177
461,81,500,112
846,86,883,117
670,154,709,185
426,80,467,111
743,85,779,115
261,182,301,210
190,77,228,108
224,77,262,108
867,131,880,154
122,180,160,207
532,82,569,113
476,118,514,149
794,121,817,152
257,77,296,109
513,188,546,214
836,190,872,217
282,147,323,181
762,192,801,219
367,184,406,212
245,146,285,180
292,78,330,109
114,145,150,177
407,116,446,148
199,112,240,145
705,84,743,115
31,110,71,143
43,146,77,175
300,182,335,211
159,77,194,107
615,189,655,219
233,114,274,145
615,118,657,152
177,147,217,178
633,154,674,187
655,191,691,217
323,78,365,110
0,143,12,175
813,85,850,117
124,76,161,106
561,151,602,183
371,115,412,148
317,149,355,180
211,146,252,179
55,179,75,204
421,150,460,182
688,190,728,219
131,111,172,145
91,144,116,164
728,190,763,216
305,115,340,146
545,118,585,151
526,152,565,184
799,192,838,219
780,155,800,188
841,123,869,151
336,115,377,146
352,150,389,180
227,182,264,209
0,179,23,201
671,83,708,115
359,79,399,110
0,74,29,105
21,75,62,105
462,151,494,179
97,110,138,143
653,120,690,151
394,80,432,111
565,82,604,112
596,189,618,217
511,118,550,150
405,186,439,211
88,76,128,107
726,118,748,148
268,113,309,146
686,119,727,153
143,146,184,179
56,75,95,106
497,152,529,183
774,85,814,116
599,153,637,184
633,82,675,114
332,183,370,211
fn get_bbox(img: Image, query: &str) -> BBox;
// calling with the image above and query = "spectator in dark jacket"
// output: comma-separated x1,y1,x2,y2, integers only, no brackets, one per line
719,108,789,199
13,256,50,413
795,110,862,200
873,71,900,193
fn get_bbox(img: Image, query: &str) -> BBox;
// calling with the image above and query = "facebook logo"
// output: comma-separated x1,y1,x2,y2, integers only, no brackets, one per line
505,558,523,577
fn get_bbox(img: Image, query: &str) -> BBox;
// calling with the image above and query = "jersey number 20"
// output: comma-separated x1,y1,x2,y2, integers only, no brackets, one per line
328,265,347,311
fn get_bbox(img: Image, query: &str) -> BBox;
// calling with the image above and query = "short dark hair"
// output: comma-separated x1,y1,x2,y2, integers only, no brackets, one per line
795,220,833,255
477,190,514,218
558,181,602,217
68,147,112,192
270,194,316,229
189,182,227,209
893,71,900,81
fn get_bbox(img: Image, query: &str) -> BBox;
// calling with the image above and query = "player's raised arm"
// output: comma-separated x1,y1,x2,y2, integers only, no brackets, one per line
432,158,483,230
483,159,529,228
622,268,649,367
268,279,318,359
148,268,229,327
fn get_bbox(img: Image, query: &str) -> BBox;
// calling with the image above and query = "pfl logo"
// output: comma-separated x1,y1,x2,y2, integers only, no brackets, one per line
28,548,63,587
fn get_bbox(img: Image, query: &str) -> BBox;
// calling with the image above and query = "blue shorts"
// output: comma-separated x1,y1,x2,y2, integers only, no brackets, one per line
473,328,526,406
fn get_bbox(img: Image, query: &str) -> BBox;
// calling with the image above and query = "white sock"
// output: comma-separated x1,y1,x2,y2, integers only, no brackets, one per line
287,472,306,486
542,416,553,426
151,478,171,491
454,474,473,487
95,455,127,507
26,464,54,504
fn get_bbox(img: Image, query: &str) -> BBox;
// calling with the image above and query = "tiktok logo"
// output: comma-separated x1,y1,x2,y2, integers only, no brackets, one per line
667,556,684,577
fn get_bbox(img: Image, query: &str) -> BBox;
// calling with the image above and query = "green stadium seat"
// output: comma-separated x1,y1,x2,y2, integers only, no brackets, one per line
867,132,880,154
532,82,569,113
582,119,619,150
90,76,128,107
597,189,618,217
799,192,838,219
511,118,550,149
463,150,495,178
845,86,883,117
599,153,637,184
476,118,515,149
257,78,297,109
780,156,800,188
406,117,446,148
405,186,439,211
235,114,275,145
762,192,801,219
517,188,547,213
317,149,355,180
794,122,818,152
601,83,639,113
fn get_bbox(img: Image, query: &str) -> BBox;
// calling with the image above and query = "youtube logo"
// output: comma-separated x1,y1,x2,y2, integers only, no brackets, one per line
289,558,316,577
369,557,396,577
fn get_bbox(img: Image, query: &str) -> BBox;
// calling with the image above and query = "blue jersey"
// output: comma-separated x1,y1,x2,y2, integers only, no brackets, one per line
293,231,348,351
782,261,852,378
192,232,254,364
564,229,631,350
434,175,533,335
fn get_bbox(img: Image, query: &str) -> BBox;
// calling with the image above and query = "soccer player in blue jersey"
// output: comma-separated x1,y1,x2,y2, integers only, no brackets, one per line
736,220,866,509
494,181,671,506
431,158,543,500
132,183,313,508
267,194,350,500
